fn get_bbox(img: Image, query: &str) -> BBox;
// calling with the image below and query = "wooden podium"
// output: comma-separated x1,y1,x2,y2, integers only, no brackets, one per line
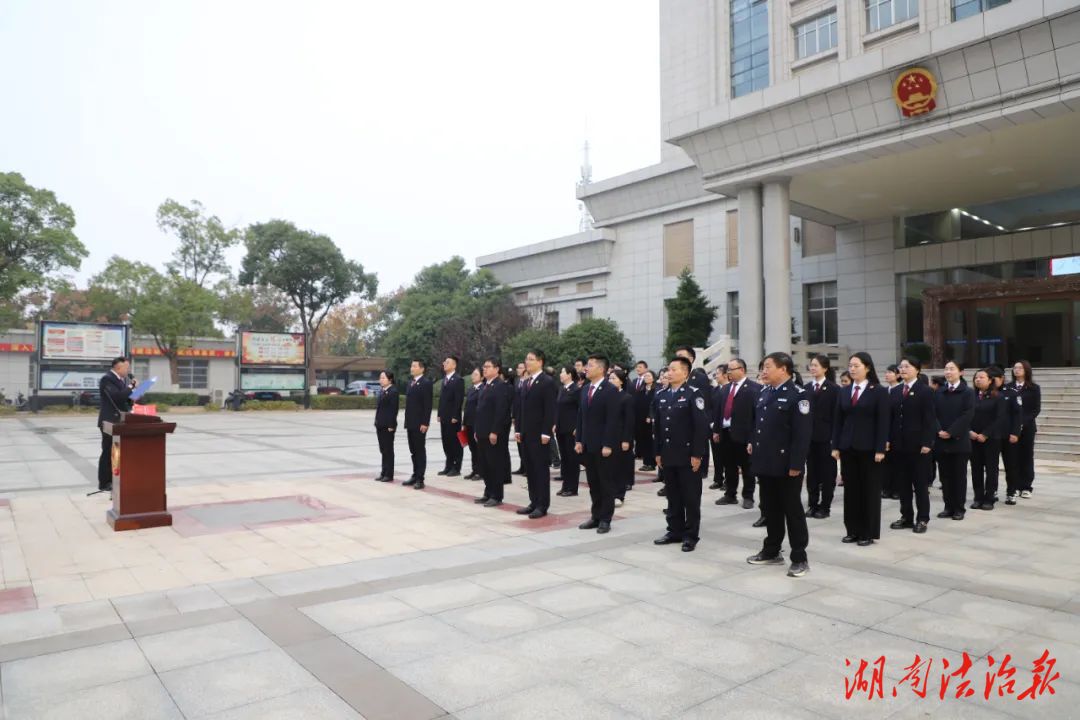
102,412,177,531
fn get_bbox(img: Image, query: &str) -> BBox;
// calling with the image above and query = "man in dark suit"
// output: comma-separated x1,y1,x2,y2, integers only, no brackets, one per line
97,356,136,492
709,367,727,490
437,355,465,477
576,353,620,533
462,368,483,480
403,359,433,489
512,361,527,475
514,349,557,518
473,357,511,506
632,361,654,471
713,358,761,519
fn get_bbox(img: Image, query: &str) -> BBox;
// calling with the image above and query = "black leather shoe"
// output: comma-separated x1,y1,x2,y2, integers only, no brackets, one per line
402,478,417,486
413,481,425,490
709,482,721,490
752,516,767,528
578,518,599,530
654,534,681,545
812,509,830,519
515,506,534,515
969,501,982,510
936,510,952,519
99,483,113,493
842,535,858,543
463,472,476,480
681,540,698,552
914,521,928,533
557,490,578,497
445,470,460,477
979,502,994,510
742,498,755,510
657,487,667,496
890,518,914,529
377,476,393,483
484,498,503,507
474,496,490,504
857,538,874,546
715,496,738,505
528,508,547,519
437,469,449,476
597,521,611,534
952,512,964,520
804,507,817,518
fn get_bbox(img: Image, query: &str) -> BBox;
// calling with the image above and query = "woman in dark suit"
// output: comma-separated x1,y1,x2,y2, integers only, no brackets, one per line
635,370,657,472
831,352,890,546
934,360,975,520
1009,360,1041,500
374,370,399,482
462,368,483,480
607,368,636,504
887,356,938,534
804,354,839,519
556,365,581,497
970,367,1008,510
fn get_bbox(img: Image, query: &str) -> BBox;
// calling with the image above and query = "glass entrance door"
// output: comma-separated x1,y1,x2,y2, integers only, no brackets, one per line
940,298,1075,367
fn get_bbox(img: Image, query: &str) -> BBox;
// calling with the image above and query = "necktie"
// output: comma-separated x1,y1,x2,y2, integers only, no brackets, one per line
851,385,861,406
722,383,737,421
815,382,821,393
902,384,909,398
588,384,595,405
525,377,533,393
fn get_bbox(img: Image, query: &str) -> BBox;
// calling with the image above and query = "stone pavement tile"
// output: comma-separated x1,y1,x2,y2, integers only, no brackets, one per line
409,546,502,570
301,593,424,635
82,567,142,599
30,575,94,606
341,615,480,668
468,567,572,596
211,577,278,605
784,587,910,626
515,581,636,620
655,585,770,625
657,629,804,685
873,608,1022,657
743,659,918,720
435,597,563,641
200,687,363,720
579,601,715,648
1028,609,1080,647
678,686,821,720
391,647,536,713
455,682,634,720
1,674,183,720
917,589,1056,631
56,598,123,633
390,579,501,614
1,639,152,703
493,623,638,677
586,567,693,601
257,566,359,597
137,618,277,672
590,655,731,719
832,570,951,607
886,699,1016,719
532,554,627,580
707,568,825,603
0,624,131,664
816,628,957,682
167,584,229,613
111,591,179,623
726,605,863,654
158,648,320,718
125,606,240,639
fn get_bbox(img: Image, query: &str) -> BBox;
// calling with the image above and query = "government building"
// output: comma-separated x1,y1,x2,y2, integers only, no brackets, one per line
478,0,1080,371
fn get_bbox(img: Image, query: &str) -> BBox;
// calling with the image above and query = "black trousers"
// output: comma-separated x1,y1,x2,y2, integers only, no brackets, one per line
615,447,634,499
896,450,932,523
1016,425,1036,492
521,436,551,510
582,451,615,522
98,430,113,490
937,452,969,515
634,421,653,463
376,427,395,479
465,426,479,476
440,421,463,471
883,451,902,497
971,439,1000,504
840,450,882,540
480,436,508,500
759,474,809,563
805,440,836,511
1002,438,1018,496
406,428,427,479
720,429,754,499
664,464,702,541
710,438,725,485
557,432,579,493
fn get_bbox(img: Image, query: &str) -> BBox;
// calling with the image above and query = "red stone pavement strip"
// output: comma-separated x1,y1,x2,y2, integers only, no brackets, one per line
0,586,37,614
0,498,11,508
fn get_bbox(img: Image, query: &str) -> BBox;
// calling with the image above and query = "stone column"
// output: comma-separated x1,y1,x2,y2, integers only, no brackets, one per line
763,179,792,356
737,185,763,365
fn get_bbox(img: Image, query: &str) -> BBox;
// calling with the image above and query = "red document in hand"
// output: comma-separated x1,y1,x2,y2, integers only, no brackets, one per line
457,429,469,447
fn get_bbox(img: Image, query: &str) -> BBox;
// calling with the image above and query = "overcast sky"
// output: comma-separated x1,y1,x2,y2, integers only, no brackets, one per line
1,0,660,293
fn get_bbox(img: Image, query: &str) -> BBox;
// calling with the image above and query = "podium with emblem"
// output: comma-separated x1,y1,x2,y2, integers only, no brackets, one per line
102,412,177,531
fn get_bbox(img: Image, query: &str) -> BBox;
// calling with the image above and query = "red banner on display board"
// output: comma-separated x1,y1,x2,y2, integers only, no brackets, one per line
0,343,34,353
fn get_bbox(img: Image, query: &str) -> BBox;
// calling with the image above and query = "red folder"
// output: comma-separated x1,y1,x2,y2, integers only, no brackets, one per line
457,429,469,447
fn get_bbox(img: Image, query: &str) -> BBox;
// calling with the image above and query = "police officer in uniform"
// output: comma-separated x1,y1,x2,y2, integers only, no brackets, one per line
745,352,813,578
674,346,712,479
652,356,710,552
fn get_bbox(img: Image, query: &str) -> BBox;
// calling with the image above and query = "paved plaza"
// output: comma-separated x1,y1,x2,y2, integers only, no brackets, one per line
0,410,1077,719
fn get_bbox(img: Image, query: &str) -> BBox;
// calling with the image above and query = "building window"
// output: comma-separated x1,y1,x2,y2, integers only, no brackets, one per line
806,282,838,345
543,286,559,298
575,280,593,294
577,307,593,322
731,0,769,97
801,219,837,257
514,291,528,303
133,358,151,379
177,359,209,389
727,292,740,340
545,311,560,334
662,220,695,277
795,12,838,60
952,0,1010,21
726,210,739,268
866,0,918,33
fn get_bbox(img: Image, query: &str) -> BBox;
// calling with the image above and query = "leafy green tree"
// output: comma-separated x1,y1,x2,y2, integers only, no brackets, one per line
217,281,296,334
0,172,88,328
239,220,377,388
157,199,241,288
559,317,632,368
664,268,717,358
500,327,563,370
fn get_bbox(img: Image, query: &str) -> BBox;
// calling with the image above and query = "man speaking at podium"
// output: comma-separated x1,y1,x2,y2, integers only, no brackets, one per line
97,356,136,493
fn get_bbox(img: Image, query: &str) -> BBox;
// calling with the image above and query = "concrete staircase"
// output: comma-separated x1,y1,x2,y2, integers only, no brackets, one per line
1033,368,1080,463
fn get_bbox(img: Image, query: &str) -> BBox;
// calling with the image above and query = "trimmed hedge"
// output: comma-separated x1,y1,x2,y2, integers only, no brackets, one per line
0,406,15,417
142,392,200,406
203,403,222,412
243,400,300,411
43,405,96,414
311,395,379,410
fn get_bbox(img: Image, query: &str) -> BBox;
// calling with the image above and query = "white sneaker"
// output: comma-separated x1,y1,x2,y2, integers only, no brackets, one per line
1020,490,1032,499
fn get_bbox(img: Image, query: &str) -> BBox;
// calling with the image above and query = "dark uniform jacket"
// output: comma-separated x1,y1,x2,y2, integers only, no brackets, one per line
804,379,839,444
652,384,709,466
832,382,890,453
576,380,620,452
474,378,511,439
404,375,433,431
688,368,712,416
750,381,812,477
556,382,579,435
97,371,133,429
934,380,976,454
374,386,399,429
971,389,1009,440
888,381,938,453
462,382,480,427
438,373,464,424
1010,382,1041,433
515,372,557,438
713,378,761,444
613,389,635,446
999,385,1023,438
632,376,651,422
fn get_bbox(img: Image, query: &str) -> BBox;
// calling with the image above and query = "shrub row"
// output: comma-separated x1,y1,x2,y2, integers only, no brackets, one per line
310,395,379,410
142,392,201,406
